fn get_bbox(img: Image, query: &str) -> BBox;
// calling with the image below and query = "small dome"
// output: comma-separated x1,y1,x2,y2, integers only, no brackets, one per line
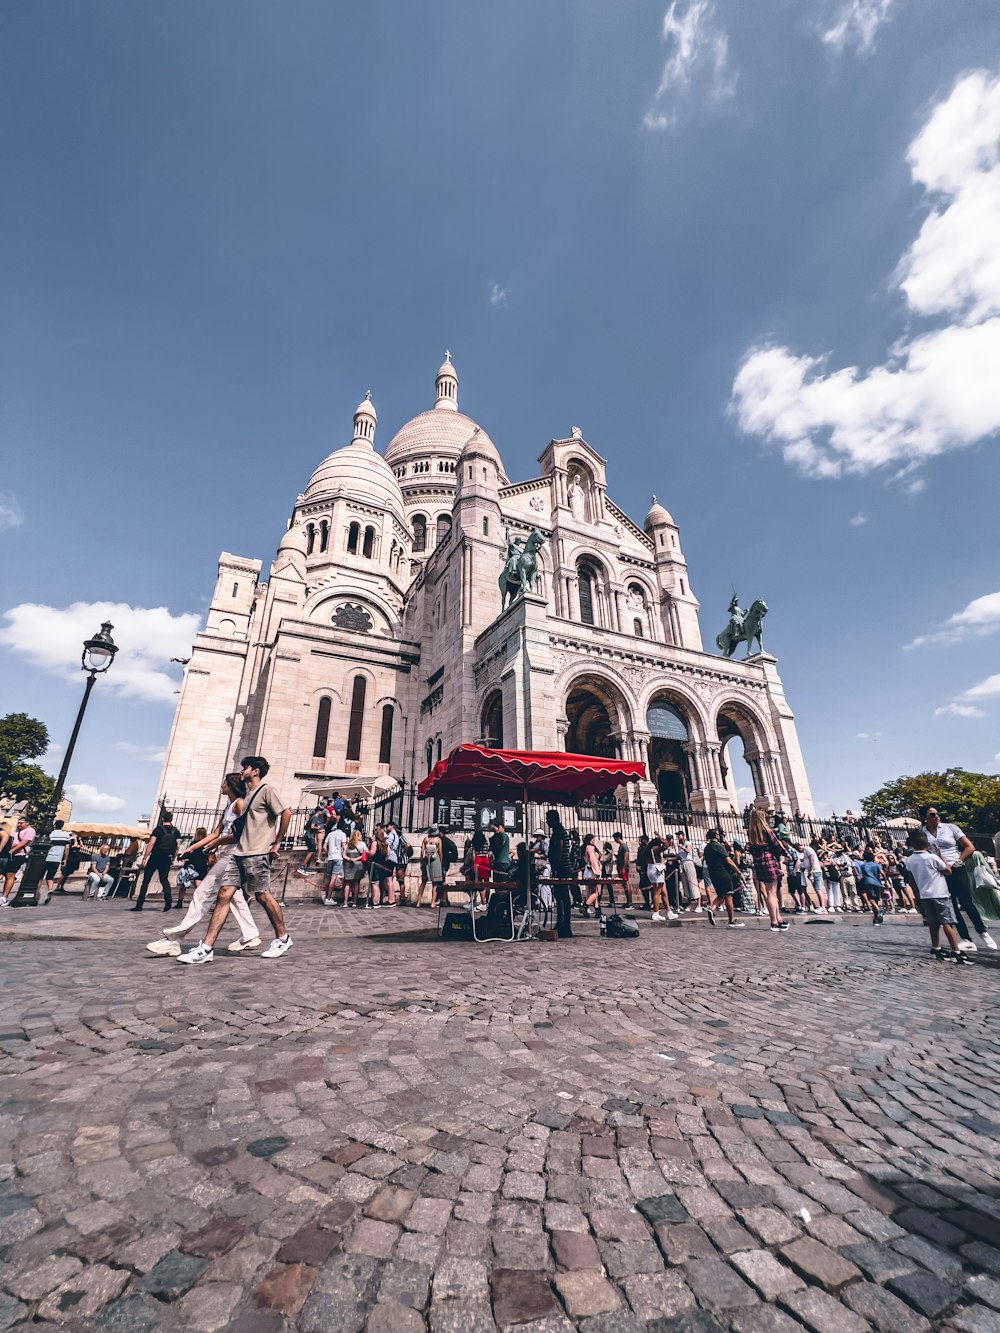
645,495,674,528
278,523,308,555
304,440,406,519
457,426,506,478
355,391,377,423
436,353,456,382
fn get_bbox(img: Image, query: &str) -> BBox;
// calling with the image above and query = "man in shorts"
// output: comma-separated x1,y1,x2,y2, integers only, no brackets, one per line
179,756,292,963
904,830,971,965
42,820,75,904
322,819,347,905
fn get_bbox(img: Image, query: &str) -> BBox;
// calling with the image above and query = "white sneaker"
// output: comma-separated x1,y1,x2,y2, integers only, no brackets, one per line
294,868,309,878
0,897,10,908
650,912,665,922
690,905,703,913
227,936,262,952
666,911,679,921
146,939,181,957
319,897,330,906
261,935,293,959
957,940,977,953
977,933,997,950
178,942,213,964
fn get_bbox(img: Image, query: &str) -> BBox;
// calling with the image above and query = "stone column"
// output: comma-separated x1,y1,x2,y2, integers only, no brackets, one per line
613,589,624,634
556,716,569,749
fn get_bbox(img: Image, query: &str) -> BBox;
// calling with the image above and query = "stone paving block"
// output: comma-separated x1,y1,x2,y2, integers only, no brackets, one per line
545,1202,589,1232
589,1208,650,1242
405,1196,453,1234
6,1253,83,1300
963,1243,1000,1276
551,1228,602,1270
655,1220,716,1264
276,1222,341,1265
622,1269,697,1321
636,1193,689,1226
729,1306,803,1333
896,1205,967,1249
173,1280,244,1333
894,1232,965,1283
0,1292,26,1331
554,1269,622,1317
842,1279,932,1332
93,1291,164,1331
739,1205,801,1246
366,1186,417,1223
948,1307,1000,1333
729,1248,805,1299
780,1235,861,1290
684,1256,759,1310
967,1273,1000,1310
841,1239,918,1283
491,1268,559,1327
347,1217,400,1258
298,1253,379,1332
428,1297,497,1331
140,1247,208,1300
37,1262,130,1322
377,1257,431,1310
598,1239,663,1279
368,1299,426,1332
779,1284,870,1333
494,1230,551,1270
182,1216,247,1258
887,1268,961,1319
251,1261,318,1316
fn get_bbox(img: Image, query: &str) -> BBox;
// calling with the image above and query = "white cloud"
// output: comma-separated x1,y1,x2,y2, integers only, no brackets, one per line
731,70,1000,481
823,0,898,55
848,511,868,526
855,731,881,741
965,672,1000,700
934,702,986,719
906,590,1000,649
65,782,126,814
0,601,200,704
489,283,508,307
0,492,24,532
113,741,167,763
643,1,735,131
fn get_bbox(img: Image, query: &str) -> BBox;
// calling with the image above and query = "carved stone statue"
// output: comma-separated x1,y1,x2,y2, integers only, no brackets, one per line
716,594,768,658
567,474,586,521
499,525,547,610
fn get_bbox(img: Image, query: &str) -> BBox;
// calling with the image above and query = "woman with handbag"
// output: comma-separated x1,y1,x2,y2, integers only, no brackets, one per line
343,830,368,907
367,826,392,909
748,798,789,931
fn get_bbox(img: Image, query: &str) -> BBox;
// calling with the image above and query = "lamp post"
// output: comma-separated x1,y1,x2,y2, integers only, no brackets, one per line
12,622,118,906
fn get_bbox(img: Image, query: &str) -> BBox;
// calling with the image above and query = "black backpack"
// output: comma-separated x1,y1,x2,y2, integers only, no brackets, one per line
156,824,180,858
603,914,639,939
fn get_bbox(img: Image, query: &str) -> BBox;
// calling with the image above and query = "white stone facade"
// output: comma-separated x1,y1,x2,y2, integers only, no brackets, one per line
156,357,815,817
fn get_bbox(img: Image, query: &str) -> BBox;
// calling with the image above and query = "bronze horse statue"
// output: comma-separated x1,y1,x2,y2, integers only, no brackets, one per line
499,527,546,610
716,597,768,658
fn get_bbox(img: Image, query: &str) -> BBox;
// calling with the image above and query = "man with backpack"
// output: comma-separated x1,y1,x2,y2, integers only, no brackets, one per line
133,811,181,911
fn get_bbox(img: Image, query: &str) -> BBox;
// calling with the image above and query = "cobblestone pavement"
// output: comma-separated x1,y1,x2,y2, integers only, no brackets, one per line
1,900,999,1332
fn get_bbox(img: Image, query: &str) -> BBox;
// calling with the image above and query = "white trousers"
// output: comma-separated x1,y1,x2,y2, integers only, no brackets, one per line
166,854,259,942
681,861,699,900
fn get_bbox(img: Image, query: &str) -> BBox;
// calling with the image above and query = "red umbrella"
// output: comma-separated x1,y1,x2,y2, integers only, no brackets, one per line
417,744,646,804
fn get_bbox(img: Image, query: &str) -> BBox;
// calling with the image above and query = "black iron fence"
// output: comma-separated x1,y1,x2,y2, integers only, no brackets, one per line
166,784,922,856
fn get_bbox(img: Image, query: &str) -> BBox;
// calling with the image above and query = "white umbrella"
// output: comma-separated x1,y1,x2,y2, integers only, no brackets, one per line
302,776,401,802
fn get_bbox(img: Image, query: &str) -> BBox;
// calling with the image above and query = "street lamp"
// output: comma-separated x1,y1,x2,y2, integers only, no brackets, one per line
12,622,118,906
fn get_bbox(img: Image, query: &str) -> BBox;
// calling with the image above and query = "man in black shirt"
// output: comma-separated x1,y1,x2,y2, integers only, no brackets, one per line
134,813,180,911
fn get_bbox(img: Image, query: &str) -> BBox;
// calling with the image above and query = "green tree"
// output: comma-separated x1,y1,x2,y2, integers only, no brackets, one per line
0,713,55,811
861,768,1000,833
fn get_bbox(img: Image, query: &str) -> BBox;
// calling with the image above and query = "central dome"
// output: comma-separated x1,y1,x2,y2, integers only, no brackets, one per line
383,354,507,483
303,393,405,522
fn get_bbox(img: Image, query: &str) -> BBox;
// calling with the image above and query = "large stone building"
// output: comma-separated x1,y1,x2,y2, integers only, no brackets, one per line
156,356,814,816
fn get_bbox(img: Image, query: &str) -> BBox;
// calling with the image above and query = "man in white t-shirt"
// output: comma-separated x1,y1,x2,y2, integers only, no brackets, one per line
904,831,970,964
322,823,348,906
922,808,995,951
42,821,75,904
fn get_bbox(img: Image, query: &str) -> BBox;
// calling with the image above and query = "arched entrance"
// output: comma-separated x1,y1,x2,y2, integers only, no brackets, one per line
565,675,630,758
481,691,504,749
717,702,766,806
646,696,692,813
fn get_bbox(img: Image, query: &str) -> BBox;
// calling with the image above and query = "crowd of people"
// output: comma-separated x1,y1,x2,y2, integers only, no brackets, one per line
2,777,998,966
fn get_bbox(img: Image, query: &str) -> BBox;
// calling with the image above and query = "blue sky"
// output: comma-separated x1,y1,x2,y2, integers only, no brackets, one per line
2,1,999,821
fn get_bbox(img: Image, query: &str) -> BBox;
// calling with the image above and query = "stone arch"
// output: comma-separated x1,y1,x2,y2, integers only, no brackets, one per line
641,685,705,813
480,690,504,749
713,694,777,804
305,589,396,637
572,550,612,628
562,669,634,759
566,457,596,523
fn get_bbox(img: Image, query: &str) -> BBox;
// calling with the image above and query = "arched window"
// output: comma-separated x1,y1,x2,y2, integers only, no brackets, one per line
412,514,427,552
426,739,434,773
306,523,316,556
441,582,449,622
578,566,595,626
436,513,452,543
646,700,689,741
346,676,367,761
633,618,644,638
379,704,394,765
319,519,329,553
482,517,489,536
231,582,239,598
362,526,375,559
313,697,331,758
482,691,503,748
436,737,442,763
347,522,359,554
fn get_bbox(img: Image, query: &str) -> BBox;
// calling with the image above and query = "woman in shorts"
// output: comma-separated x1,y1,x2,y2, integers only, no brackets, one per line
702,830,743,927
343,830,368,907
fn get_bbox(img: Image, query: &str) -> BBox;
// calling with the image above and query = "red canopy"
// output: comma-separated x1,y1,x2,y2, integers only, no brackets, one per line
417,744,646,803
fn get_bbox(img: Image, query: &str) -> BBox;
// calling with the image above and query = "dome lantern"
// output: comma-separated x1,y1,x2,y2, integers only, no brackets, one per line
434,351,459,412
353,389,378,446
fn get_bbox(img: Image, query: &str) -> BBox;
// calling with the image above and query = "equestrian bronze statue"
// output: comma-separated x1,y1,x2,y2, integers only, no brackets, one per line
499,526,547,610
716,594,768,658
